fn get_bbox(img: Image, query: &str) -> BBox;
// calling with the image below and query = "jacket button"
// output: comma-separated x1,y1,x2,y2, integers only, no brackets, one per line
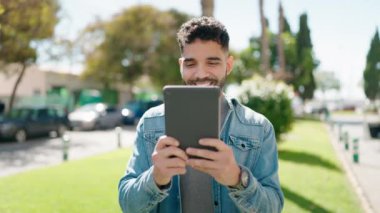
214,201,218,206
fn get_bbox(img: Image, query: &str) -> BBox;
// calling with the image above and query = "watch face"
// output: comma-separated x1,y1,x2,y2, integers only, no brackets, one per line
241,170,249,187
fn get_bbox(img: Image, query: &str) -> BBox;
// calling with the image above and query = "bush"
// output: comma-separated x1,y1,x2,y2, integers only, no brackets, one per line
235,75,294,141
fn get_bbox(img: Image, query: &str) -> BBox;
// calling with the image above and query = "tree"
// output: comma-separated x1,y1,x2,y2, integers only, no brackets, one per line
226,50,253,85
0,0,59,113
81,6,190,94
282,31,298,83
296,14,312,59
149,9,191,88
240,25,295,83
238,37,261,78
201,0,214,17
293,13,318,100
259,0,270,75
275,1,286,80
271,15,298,84
283,16,292,34
363,29,380,101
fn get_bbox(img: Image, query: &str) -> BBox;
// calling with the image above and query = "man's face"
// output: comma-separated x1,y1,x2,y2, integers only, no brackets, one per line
179,39,234,88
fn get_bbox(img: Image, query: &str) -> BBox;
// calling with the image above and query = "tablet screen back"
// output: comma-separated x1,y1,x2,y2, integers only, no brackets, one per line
164,85,220,151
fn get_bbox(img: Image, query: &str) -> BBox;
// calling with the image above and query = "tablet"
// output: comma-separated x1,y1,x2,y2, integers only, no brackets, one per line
164,85,220,152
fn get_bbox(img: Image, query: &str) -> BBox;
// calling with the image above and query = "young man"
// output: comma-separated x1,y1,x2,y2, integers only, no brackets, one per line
119,16,284,213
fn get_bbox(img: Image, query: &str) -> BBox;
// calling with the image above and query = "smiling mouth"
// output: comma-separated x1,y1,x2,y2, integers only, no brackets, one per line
195,81,213,86
188,78,218,86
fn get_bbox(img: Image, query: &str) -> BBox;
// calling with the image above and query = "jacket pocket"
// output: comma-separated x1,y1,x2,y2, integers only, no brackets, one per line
143,130,164,151
143,130,164,143
229,135,260,168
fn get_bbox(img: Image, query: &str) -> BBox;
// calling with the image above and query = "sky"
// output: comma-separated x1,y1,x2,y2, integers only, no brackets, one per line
40,0,380,100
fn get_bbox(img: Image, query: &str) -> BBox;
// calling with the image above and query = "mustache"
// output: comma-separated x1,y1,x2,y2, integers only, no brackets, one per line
186,77,218,85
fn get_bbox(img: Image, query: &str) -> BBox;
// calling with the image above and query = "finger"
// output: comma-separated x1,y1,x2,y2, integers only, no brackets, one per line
191,165,210,174
166,167,187,176
160,146,188,161
156,136,179,150
162,158,187,168
186,148,218,160
199,138,228,151
187,159,218,170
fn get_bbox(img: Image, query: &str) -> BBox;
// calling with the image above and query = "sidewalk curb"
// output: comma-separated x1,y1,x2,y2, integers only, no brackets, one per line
326,124,374,213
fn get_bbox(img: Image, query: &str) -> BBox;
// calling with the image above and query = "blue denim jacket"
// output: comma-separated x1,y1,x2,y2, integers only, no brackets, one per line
119,97,284,213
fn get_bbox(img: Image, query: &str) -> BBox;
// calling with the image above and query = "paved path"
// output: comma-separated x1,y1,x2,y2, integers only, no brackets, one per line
0,126,136,177
329,114,380,213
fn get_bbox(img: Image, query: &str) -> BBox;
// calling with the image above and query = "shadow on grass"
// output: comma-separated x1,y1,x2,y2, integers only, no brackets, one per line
279,150,341,172
282,186,331,213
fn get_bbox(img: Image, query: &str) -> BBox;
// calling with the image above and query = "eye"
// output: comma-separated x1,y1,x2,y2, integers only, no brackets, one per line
184,62,195,67
208,61,219,66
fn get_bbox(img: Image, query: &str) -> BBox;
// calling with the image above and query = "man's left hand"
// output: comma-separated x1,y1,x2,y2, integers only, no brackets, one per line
186,139,240,186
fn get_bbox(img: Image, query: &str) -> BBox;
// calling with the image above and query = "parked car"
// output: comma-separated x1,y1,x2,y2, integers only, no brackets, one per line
122,99,163,125
0,101,5,115
68,103,122,130
0,106,70,143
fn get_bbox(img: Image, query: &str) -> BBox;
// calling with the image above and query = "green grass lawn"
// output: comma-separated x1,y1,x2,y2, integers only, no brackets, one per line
279,120,363,212
0,148,132,213
0,120,363,212
332,110,358,116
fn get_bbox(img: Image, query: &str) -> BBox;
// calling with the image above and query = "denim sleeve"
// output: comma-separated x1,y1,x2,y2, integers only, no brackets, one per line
118,121,170,213
228,122,284,213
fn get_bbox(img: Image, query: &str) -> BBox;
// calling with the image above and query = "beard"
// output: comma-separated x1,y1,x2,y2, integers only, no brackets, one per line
184,76,227,89
184,71,227,90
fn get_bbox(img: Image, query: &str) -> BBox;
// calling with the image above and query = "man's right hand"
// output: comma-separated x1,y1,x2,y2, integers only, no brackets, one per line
152,136,188,187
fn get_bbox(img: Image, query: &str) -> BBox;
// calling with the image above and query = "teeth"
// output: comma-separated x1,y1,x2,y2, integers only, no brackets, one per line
197,82,211,86
196,81,211,86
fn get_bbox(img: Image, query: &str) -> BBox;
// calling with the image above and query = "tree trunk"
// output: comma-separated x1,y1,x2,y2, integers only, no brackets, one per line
259,0,270,75
201,0,214,17
7,63,27,114
276,1,286,80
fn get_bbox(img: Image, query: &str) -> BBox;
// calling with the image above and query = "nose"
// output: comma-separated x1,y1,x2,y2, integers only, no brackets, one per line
193,64,210,79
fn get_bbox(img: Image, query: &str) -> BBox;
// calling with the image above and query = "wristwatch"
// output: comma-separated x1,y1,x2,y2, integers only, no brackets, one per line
231,166,249,190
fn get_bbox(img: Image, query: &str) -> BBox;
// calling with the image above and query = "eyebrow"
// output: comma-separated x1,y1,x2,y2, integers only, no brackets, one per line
182,57,195,62
181,57,222,62
207,57,222,61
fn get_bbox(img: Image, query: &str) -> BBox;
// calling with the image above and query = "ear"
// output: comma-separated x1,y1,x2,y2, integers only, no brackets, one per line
226,55,234,76
178,57,184,78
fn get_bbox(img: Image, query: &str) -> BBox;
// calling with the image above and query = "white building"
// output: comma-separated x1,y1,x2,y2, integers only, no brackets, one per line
0,66,131,111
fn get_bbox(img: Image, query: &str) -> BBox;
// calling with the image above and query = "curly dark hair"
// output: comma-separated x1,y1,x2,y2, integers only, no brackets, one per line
177,16,229,52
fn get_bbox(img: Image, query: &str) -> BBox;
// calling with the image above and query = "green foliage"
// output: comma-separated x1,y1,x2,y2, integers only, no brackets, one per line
0,0,59,113
227,50,255,85
296,14,312,58
293,13,318,100
227,59,249,85
150,9,192,87
283,17,292,34
81,5,191,88
237,13,317,101
238,38,261,75
363,29,380,100
282,32,298,76
0,0,59,64
236,75,294,140
238,24,296,84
